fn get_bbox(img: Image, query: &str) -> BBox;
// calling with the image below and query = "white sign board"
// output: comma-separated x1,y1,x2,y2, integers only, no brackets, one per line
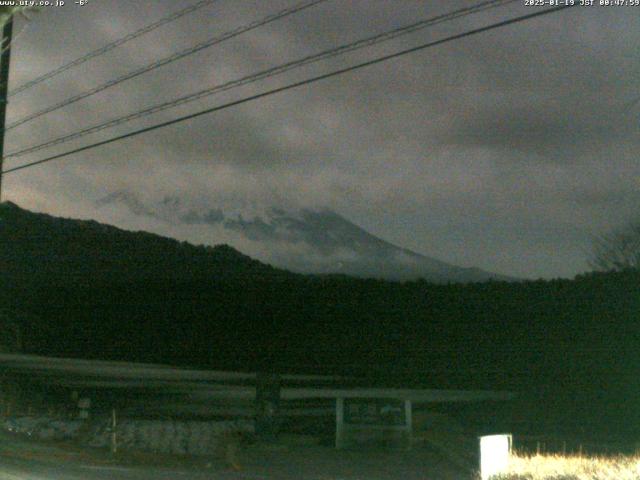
479,434,512,480
336,398,412,449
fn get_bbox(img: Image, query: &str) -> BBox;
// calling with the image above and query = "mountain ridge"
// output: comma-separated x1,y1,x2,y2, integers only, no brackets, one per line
94,193,514,283
0,201,291,285
1,201,639,436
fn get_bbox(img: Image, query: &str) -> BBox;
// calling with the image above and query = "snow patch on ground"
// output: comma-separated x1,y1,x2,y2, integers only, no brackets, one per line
3,416,84,440
2,416,254,456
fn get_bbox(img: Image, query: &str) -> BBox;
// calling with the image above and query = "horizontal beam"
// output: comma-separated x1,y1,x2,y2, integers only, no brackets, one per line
282,387,514,402
0,353,346,383
0,354,513,403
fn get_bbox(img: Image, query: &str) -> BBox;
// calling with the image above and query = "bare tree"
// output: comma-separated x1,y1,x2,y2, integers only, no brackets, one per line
589,221,640,271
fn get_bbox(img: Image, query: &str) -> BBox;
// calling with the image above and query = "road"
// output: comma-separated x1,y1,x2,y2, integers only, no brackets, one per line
0,428,467,480
0,447,469,479
0,454,266,480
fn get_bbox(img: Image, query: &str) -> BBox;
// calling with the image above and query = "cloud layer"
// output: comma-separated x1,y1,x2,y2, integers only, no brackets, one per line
3,0,639,279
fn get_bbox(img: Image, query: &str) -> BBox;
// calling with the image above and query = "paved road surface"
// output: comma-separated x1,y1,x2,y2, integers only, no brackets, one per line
0,447,468,480
0,428,467,480
0,454,265,480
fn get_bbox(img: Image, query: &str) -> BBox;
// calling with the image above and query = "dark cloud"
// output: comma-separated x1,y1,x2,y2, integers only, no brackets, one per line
433,87,639,162
180,208,225,225
95,191,157,218
224,214,277,242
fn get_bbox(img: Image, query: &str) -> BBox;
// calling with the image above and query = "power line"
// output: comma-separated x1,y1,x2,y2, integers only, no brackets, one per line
2,5,574,176
5,0,329,132
8,0,218,98
5,0,516,160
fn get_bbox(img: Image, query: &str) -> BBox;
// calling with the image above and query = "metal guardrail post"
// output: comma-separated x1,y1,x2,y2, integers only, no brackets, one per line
255,373,280,441
335,397,344,449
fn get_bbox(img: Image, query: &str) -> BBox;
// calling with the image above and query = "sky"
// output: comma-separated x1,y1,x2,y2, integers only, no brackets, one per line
2,0,639,279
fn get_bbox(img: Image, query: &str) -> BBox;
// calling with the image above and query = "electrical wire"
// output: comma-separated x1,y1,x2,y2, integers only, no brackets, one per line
8,0,218,97
5,0,330,131
4,0,516,160
2,5,576,176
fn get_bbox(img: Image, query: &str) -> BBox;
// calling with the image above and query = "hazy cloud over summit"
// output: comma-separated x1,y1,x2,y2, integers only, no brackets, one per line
96,191,507,282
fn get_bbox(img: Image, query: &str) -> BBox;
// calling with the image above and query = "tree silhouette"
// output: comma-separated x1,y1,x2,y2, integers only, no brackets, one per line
590,221,640,271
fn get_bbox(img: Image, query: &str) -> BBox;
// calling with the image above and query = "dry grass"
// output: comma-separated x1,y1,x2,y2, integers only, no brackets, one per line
492,452,640,480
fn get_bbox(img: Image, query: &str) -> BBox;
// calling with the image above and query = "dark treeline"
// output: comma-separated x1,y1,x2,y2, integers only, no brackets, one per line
1,202,639,434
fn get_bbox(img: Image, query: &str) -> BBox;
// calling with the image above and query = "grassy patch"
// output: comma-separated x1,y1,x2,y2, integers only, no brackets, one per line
491,452,640,480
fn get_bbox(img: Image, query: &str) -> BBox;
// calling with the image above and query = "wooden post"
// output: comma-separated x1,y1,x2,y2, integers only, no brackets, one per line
404,399,413,450
78,397,91,419
255,373,280,441
335,397,344,449
110,408,117,454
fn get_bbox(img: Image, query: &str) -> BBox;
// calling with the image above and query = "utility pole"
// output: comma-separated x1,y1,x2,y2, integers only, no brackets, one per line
0,16,13,202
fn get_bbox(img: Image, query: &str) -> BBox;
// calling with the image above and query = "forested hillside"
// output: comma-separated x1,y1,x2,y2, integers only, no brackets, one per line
1,202,638,434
